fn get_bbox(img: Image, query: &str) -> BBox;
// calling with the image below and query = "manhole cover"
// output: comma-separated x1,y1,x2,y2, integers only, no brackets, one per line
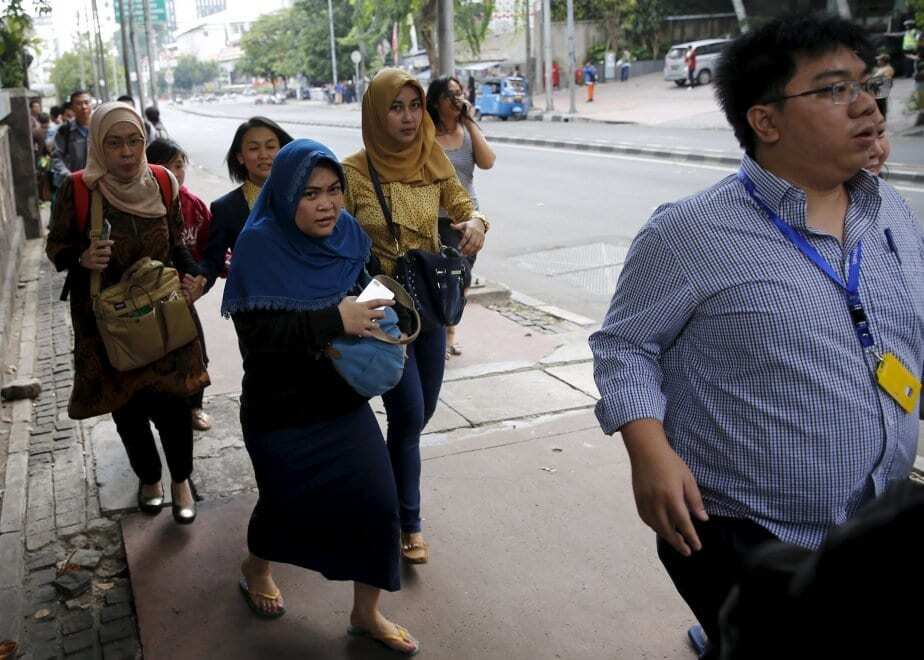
513,242,630,276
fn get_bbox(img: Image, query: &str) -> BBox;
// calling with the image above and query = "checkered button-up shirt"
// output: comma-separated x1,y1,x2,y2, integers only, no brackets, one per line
590,154,924,549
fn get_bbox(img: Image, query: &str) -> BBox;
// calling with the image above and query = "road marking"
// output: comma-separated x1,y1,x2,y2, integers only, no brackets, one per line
496,143,924,193
495,141,737,173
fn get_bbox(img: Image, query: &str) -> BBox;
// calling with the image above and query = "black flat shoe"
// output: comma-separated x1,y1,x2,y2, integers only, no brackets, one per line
137,482,164,515
171,478,198,525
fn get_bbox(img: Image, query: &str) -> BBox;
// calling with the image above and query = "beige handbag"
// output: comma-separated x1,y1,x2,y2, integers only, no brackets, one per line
89,190,198,371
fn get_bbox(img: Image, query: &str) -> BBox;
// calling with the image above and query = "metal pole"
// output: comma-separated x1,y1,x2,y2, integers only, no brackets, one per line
86,7,101,99
143,0,157,108
118,0,132,98
76,11,86,91
438,0,454,76
536,0,544,95
566,0,576,114
128,0,146,108
327,0,338,88
731,0,748,33
91,0,109,100
542,0,553,111
524,0,532,103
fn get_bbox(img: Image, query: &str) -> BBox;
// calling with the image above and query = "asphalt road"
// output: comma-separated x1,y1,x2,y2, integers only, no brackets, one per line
162,105,924,323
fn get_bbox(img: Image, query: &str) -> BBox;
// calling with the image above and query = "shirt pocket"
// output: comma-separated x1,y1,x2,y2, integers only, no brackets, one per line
864,249,924,362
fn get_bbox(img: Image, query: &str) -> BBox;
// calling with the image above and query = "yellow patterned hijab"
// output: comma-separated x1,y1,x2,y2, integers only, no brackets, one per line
343,68,455,185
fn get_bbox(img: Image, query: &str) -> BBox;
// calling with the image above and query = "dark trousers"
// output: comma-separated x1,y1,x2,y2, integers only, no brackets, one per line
111,390,194,485
381,327,446,533
657,516,776,660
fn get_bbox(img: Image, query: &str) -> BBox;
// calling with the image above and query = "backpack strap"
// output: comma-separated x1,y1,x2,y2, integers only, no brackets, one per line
72,170,89,233
148,164,174,210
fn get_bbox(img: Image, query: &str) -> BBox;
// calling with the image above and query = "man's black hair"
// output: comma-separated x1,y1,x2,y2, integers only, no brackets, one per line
225,116,293,183
117,94,135,105
69,89,89,104
144,106,160,124
50,105,62,119
715,14,875,156
146,138,187,167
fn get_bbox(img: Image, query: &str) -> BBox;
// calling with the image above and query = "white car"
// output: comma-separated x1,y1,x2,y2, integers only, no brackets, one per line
664,38,731,87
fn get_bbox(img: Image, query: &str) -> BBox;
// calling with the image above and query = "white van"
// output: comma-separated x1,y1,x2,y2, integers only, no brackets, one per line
663,38,731,86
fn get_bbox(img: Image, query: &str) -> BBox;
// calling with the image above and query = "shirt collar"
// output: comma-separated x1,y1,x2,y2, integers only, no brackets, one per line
739,153,881,231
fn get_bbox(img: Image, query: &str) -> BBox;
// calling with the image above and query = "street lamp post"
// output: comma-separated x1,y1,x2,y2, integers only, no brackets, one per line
542,0,553,111
327,0,338,89
566,0,576,114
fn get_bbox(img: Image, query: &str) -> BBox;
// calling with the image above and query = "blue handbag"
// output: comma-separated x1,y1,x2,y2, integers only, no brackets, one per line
326,275,421,398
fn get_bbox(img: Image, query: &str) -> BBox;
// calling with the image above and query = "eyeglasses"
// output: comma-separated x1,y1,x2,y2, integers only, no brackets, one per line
767,76,892,105
103,136,145,150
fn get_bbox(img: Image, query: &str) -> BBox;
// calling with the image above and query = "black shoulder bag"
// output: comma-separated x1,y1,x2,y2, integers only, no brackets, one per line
366,158,467,332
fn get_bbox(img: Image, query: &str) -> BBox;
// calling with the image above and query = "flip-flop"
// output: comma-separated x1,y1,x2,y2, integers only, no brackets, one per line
238,576,286,620
348,623,420,656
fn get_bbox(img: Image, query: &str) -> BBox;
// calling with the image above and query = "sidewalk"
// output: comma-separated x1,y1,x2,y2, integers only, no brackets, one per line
2,213,703,658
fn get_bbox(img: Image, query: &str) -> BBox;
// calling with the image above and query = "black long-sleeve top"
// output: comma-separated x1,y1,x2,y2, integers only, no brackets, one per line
203,186,249,292
232,306,367,433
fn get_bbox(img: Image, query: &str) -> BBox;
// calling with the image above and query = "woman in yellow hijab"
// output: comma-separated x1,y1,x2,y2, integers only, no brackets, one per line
343,68,489,566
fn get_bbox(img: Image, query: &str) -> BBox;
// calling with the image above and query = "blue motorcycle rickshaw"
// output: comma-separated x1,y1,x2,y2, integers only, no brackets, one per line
474,76,529,121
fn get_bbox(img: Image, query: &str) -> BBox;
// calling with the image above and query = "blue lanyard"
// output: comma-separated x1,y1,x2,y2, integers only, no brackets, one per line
737,170,874,350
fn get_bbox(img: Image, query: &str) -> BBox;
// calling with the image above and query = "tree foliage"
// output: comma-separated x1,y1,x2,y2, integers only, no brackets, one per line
49,44,122,102
456,0,495,58
550,0,667,58
291,0,354,83
236,9,301,89
173,54,219,92
0,0,49,87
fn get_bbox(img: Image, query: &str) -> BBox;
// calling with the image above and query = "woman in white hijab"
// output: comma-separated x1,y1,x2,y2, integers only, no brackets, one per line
46,101,209,524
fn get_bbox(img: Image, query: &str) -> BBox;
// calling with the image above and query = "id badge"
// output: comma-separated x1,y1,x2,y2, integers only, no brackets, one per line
876,353,922,414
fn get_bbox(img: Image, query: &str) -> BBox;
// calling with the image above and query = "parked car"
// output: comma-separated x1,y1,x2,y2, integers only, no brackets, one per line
474,77,529,121
664,38,731,87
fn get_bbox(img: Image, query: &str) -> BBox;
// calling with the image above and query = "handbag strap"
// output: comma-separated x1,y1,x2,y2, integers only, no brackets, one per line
364,275,421,346
366,156,402,255
89,190,103,302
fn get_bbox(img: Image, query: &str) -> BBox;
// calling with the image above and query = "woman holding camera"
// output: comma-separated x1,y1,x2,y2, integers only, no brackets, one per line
342,68,489,566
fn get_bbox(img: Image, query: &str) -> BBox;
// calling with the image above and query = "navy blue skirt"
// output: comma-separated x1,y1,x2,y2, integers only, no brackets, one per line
243,403,401,591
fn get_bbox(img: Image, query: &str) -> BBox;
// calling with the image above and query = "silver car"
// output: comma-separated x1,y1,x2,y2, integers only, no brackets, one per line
664,38,731,87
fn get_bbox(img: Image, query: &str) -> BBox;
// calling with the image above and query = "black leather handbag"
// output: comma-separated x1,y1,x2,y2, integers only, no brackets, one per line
367,159,467,332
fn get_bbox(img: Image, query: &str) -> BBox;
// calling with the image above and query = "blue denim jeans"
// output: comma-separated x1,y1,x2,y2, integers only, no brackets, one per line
382,327,446,533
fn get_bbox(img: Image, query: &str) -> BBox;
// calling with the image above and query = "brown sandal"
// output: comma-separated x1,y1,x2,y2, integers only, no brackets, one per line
400,533,429,564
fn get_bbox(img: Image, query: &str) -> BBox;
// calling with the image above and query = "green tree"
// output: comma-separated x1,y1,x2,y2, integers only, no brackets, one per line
455,0,495,58
0,0,50,87
290,0,354,83
237,9,300,91
49,44,122,102
173,54,219,93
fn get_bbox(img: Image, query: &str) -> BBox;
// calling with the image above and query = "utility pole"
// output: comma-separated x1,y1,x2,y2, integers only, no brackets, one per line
566,0,576,114
85,7,101,99
143,0,157,108
542,0,553,111
327,0,338,88
524,0,532,103
128,0,146,109
91,0,109,101
438,0,454,76
731,0,748,33
118,0,132,99
76,11,86,91
536,0,544,95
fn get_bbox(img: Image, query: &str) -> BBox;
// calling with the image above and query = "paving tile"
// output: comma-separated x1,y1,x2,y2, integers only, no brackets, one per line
544,362,600,400
439,370,595,424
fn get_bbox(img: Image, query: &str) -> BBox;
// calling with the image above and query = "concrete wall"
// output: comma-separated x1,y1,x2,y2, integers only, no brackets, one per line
0,92,26,358
0,90,41,241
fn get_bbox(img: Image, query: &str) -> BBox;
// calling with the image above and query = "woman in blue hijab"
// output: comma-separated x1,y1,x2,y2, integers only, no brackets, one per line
223,139,419,655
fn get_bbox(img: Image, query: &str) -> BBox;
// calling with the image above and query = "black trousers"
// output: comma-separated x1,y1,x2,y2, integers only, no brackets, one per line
111,390,194,485
657,516,776,660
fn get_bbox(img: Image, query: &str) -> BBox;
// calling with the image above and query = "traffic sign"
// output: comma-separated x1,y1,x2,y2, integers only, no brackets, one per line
351,50,362,65
114,0,168,25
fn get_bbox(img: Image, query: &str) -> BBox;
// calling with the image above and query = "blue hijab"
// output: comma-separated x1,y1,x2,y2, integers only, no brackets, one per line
221,139,371,316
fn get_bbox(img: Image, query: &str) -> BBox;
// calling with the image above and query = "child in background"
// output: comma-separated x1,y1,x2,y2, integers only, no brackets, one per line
146,138,213,431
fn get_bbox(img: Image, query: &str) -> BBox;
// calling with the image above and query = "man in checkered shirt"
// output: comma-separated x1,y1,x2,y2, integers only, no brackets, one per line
590,15,923,659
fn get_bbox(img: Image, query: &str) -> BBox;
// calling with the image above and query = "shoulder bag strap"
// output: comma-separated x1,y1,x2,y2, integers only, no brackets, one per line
89,190,103,302
366,156,402,255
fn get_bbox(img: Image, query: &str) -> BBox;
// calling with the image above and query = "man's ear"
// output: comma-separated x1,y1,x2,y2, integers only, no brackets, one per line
746,104,782,148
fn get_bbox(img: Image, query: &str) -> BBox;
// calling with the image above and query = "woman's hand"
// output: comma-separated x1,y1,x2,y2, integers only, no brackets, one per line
450,218,486,256
338,297,395,337
79,239,114,271
181,274,207,304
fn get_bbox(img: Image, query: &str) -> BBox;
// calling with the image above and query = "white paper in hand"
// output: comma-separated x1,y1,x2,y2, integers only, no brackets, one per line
356,278,395,307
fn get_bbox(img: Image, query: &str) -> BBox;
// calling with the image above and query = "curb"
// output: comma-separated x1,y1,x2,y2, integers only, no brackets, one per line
177,106,924,185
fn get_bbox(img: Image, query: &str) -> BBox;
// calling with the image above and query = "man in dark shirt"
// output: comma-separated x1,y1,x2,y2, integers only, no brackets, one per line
51,90,92,189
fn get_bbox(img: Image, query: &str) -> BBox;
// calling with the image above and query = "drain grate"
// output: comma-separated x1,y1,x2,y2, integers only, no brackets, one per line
513,242,631,296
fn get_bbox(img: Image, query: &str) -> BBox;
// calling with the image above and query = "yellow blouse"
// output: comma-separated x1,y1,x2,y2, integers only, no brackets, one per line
343,167,488,275
242,180,261,209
